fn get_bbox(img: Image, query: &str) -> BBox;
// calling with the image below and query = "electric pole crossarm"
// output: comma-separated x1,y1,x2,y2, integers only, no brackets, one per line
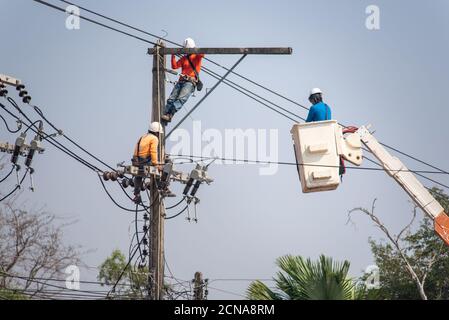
147,47,292,55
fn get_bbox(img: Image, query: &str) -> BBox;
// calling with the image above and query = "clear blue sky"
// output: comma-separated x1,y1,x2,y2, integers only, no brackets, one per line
1,0,448,299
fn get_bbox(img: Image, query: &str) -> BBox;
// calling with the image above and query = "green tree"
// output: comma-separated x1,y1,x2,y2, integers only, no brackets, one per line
353,188,449,300
247,255,371,300
97,249,149,299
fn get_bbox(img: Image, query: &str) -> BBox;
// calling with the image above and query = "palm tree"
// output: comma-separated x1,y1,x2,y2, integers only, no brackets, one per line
247,255,370,300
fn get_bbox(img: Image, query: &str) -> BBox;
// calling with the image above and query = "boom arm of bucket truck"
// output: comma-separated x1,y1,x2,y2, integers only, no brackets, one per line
346,126,449,246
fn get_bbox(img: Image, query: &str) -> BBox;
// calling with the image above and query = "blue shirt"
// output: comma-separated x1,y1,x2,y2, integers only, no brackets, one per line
306,102,332,122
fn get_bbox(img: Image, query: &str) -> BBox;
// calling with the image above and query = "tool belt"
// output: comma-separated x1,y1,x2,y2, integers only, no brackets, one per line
179,74,198,85
131,156,151,167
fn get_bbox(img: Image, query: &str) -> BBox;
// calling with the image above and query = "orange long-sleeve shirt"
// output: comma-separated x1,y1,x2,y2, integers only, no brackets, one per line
133,133,159,165
171,54,205,80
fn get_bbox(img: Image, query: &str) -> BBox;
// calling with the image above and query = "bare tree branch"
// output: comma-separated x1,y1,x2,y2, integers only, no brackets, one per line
348,199,428,300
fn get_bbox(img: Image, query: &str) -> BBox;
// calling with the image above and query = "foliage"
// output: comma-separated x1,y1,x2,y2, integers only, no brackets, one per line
247,254,373,300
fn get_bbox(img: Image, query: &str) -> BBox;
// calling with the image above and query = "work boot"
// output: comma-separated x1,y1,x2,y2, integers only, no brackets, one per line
161,113,173,123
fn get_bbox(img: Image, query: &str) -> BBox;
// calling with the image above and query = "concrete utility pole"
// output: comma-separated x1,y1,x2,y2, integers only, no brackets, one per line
193,272,205,300
149,40,166,300
148,43,292,300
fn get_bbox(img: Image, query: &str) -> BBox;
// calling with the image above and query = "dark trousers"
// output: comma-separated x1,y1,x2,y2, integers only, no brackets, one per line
132,157,151,196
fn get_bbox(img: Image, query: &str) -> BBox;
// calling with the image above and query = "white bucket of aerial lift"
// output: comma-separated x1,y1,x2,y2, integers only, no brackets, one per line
291,120,342,193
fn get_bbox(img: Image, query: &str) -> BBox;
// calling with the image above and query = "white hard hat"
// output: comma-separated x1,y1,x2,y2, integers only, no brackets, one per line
150,121,163,134
309,87,323,97
184,37,196,48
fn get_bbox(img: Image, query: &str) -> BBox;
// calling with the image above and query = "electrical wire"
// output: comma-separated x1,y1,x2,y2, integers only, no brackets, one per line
2,98,153,211
165,197,186,210
1,100,101,172
165,205,189,220
166,54,248,139
0,165,15,184
134,203,143,263
36,0,449,183
168,154,449,176
97,174,146,212
0,169,29,202
106,230,147,298
0,114,21,133
0,271,113,297
33,0,158,47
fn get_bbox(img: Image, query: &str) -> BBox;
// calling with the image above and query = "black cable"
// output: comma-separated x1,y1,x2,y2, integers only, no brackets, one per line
169,154,449,176
56,0,178,46
23,119,43,134
363,156,449,190
203,67,305,122
107,226,149,297
0,114,21,133
201,68,300,122
41,0,449,178
0,169,29,202
1,100,101,172
134,203,143,264
31,104,117,172
0,271,137,288
379,142,449,175
166,54,248,139
165,197,186,210
97,174,146,212
0,165,15,184
33,0,158,46
4,101,161,213
117,180,155,211
0,271,111,296
165,205,189,220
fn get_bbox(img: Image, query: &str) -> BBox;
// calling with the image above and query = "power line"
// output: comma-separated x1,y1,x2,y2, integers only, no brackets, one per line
0,169,29,202
2,97,151,211
166,54,248,139
165,204,189,220
168,154,449,176
47,0,449,177
0,113,21,133
0,165,15,184
33,0,449,189
1,100,101,172
33,0,158,47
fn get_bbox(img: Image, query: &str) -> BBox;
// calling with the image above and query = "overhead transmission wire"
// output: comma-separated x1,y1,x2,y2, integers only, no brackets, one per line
165,54,248,139
31,0,449,196
168,154,449,175
0,113,21,133
37,0,449,189
1,272,135,288
0,271,114,298
0,169,29,202
165,204,189,220
1,99,100,172
106,220,151,298
0,165,15,184
2,97,157,211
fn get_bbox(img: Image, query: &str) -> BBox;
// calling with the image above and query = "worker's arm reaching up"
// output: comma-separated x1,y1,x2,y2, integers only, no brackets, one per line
171,55,183,69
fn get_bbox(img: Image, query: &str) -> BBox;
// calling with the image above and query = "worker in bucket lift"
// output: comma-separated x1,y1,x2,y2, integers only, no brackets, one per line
132,122,175,203
306,88,332,122
161,37,204,123
305,88,345,176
